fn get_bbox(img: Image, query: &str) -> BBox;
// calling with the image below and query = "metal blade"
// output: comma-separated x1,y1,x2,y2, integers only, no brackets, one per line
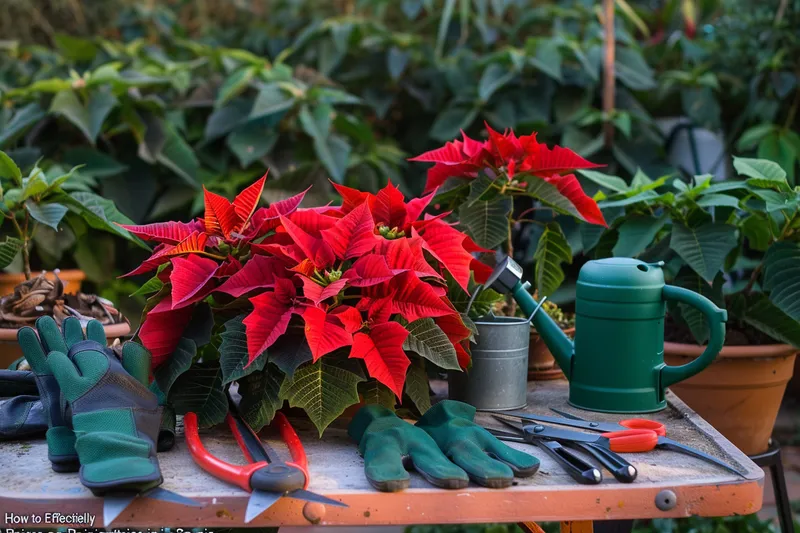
142,487,204,507
659,438,747,477
288,488,349,508
485,425,524,439
245,490,282,523
103,491,138,527
500,410,622,433
492,415,526,434
549,407,585,421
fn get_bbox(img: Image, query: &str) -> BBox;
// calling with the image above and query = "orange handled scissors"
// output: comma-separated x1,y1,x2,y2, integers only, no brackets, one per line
503,409,666,436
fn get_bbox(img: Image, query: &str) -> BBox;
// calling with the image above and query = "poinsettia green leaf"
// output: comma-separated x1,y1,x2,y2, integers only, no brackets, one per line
404,357,432,414
733,157,789,191
403,318,460,370
612,215,667,258
50,89,117,145
445,273,502,317
458,197,511,250
184,303,214,347
730,293,800,348
0,237,23,269
279,358,364,436
269,331,313,379
359,379,396,411
740,215,771,252
220,314,268,385
130,274,164,297
0,103,45,148
25,201,68,230
0,150,21,184
762,242,800,321
169,363,228,428
238,363,286,431
534,222,572,297
670,222,738,282
154,337,196,396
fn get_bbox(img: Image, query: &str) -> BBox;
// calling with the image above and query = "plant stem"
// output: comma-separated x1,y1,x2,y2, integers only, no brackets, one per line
507,196,517,316
22,211,30,280
743,264,762,294
602,0,616,147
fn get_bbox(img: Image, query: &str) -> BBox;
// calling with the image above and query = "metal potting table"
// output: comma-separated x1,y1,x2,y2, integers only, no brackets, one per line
0,380,764,531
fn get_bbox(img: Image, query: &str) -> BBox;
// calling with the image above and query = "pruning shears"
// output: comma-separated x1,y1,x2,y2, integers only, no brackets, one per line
184,403,347,523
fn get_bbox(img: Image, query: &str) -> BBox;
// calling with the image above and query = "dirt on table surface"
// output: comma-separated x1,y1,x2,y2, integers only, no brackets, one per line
0,270,125,329
665,312,778,346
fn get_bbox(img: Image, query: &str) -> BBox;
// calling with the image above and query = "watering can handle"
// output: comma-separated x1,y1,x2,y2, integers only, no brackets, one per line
659,285,728,389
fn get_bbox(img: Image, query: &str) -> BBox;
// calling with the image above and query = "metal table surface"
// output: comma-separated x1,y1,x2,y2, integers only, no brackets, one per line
0,380,763,529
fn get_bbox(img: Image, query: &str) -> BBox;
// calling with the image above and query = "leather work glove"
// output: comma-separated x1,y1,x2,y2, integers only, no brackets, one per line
17,317,86,472
348,404,469,492
23,316,163,495
416,400,540,488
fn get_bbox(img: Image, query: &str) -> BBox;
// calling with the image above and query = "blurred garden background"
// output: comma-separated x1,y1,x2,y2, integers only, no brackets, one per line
0,0,799,530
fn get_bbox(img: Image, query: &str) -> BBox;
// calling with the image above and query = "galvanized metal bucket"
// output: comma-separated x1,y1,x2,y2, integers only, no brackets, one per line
448,314,532,410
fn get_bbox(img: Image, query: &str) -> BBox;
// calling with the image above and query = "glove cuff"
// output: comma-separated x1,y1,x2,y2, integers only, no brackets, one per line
75,430,161,492
348,405,398,444
46,426,79,472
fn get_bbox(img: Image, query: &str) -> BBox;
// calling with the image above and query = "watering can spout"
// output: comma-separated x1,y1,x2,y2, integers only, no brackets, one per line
484,257,574,379
511,281,574,379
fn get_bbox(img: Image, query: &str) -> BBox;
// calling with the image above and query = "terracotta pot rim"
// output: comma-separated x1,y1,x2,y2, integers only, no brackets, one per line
0,269,86,281
664,340,798,359
0,320,131,341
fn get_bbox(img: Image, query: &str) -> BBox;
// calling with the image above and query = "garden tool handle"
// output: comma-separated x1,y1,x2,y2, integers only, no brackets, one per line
602,430,659,453
659,285,727,389
619,418,666,437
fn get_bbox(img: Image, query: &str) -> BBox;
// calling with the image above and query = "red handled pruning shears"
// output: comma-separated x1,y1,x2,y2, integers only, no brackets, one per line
184,407,347,523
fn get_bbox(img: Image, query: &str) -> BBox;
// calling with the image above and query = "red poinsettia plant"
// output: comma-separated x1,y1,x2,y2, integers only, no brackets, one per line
410,122,607,298
123,174,491,434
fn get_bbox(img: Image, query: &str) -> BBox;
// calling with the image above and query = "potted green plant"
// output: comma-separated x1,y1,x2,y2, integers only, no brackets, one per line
525,298,575,380
0,150,142,367
580,156,800,454
126,173,489,434
410,123,607,402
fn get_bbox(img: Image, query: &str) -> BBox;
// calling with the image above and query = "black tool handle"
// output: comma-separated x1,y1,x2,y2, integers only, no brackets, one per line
538,440,602,485
572,442,638,483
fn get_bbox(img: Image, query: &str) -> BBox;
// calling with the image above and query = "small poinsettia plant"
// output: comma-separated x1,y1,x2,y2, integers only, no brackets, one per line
124,174,491,434
410,122,608,298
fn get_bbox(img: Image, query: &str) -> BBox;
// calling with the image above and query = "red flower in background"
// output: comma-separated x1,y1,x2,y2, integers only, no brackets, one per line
410,123,608,227
124,175,489,399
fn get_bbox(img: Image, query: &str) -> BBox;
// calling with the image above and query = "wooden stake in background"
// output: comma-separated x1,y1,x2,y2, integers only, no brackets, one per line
603,0,616,148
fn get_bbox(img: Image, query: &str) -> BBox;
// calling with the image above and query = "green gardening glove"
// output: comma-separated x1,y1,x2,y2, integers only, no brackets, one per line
416,400,540,488
18,317,88,472
32,316,163,495
348,405,469,492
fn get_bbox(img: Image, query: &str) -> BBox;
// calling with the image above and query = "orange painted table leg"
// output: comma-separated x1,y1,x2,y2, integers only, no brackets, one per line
519,522,548,533
561,520,594,533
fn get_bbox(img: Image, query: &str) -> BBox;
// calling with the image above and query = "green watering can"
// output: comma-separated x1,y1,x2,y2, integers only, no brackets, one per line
485,257,727,413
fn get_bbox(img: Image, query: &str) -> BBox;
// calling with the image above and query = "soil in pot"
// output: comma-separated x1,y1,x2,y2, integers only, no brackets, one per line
664,315,797,455
0,272,129,368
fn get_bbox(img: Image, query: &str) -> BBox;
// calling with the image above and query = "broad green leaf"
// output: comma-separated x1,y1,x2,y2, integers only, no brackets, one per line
577,169,629,194
404,357,432,414
0,151,21,184
183,303,214,348
529,38,562,82
478,63,514,102
157,123,200,187
703,181,750,194
0,103,45,147
598,189,660,208
526,176,601,222
204,100,250,141
63,148,127,178
279,358,364,435
249,84,294,120
534,222,572,297
749,188,799,213
435,0,457,58
25,201,67,230
762,242,800,321
50,89,118,144
615,47,656,90
269,331,313,379
581,224,606,253
458,197,511,250
758,132,796,185
216,66,256,107
0,237,23,269
695,194,741,208
154,338,196,396
673,269,724,345
169,363,228,428
58,191,145,246
387,46,410,81
467,173,496,206
299,104,348,182
670,222,738,282
238,363,286,430
403,318,460,370
612,215,667,258
733,157,789,191
737,124,776,151
740,215,771,251
445,272,503,318
731,293,800,348
227,123,278,168
21,172,48,199
220,315,268,384
359,380,396,411
430,106,479,142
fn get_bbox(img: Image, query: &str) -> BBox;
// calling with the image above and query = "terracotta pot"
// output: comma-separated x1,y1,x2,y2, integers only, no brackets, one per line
0,321,131,369
528,327,574,381
664,341,797,455
0,269,86,297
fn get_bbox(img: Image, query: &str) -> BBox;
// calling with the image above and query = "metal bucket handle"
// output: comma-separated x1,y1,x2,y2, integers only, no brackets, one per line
465,285,547,324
